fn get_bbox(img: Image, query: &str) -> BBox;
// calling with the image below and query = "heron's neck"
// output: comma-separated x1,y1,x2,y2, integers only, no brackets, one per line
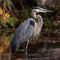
31,10,43,28
31,10,43,25
36,15,43,34
31,10,37,19
37,15,43,28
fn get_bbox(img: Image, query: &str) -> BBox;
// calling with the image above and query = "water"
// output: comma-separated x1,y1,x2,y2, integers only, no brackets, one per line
0,31,60,60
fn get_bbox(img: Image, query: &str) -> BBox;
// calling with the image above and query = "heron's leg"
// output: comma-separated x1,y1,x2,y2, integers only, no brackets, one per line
25,40,29,55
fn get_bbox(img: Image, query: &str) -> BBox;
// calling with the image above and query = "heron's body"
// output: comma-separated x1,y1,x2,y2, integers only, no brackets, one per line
11,17,43,53
11,6,52,53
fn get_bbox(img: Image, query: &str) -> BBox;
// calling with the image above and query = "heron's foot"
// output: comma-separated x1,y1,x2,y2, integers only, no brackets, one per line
25,49,28,56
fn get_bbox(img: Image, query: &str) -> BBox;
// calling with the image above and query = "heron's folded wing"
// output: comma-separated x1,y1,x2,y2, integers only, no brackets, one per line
11,19,34,52
15,24,34,48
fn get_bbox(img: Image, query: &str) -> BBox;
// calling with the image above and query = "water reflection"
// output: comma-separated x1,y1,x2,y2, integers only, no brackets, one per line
0,31,60,53
0,31,60,60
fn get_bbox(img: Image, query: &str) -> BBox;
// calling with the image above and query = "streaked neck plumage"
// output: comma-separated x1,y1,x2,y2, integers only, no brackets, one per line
31,10,37,20
31,9,43,27
31,9,43,35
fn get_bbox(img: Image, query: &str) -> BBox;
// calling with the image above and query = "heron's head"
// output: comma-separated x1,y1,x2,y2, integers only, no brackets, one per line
33,6,53,13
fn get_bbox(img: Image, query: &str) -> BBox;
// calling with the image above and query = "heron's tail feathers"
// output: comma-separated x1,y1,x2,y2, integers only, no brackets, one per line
11,40,16,53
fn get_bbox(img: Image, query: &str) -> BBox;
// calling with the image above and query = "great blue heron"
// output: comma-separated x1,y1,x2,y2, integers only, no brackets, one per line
11,6,52,55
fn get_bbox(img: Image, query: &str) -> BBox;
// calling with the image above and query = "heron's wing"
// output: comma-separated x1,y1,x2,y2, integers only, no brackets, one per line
11,19,34,49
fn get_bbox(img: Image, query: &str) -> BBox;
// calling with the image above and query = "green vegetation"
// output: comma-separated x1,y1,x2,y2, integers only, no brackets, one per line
0,0,60,37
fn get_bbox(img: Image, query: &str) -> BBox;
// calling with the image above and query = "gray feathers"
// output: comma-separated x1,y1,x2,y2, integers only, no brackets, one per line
11,18,35,52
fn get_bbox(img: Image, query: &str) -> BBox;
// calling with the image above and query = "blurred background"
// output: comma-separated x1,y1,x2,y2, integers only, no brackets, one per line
0,0,60,60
